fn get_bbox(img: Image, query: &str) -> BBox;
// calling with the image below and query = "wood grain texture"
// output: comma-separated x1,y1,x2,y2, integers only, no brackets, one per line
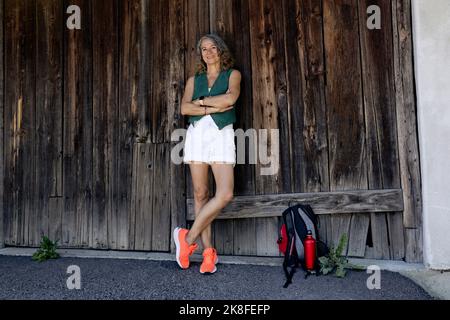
151,143,171,251
4,0,36,246
0,0,421,261
187,189,403,220
92,0,118,249
169,0,186,253
358,0,400,260
288,0,329,194
132,143,153,251
35,0,63,246
63,0,93,248
392,0,422,262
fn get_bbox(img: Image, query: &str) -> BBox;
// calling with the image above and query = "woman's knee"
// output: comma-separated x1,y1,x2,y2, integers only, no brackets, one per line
216,191,233,205
194,187,209,202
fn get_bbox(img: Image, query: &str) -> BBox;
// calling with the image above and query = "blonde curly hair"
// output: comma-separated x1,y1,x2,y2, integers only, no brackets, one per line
195,34,235,75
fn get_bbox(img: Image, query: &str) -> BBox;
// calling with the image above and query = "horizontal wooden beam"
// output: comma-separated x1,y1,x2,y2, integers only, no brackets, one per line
186,189,404,220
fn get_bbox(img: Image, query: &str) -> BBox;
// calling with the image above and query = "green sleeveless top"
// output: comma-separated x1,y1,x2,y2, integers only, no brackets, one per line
188,68,236,130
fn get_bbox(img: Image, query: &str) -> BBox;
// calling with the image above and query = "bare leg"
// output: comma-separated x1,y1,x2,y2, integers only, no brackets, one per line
186,163,234,245
188,162,213,248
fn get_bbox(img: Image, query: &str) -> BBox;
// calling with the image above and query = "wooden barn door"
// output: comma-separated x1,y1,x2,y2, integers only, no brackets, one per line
1,0,421,261
184,0,422,262
1,0,185,251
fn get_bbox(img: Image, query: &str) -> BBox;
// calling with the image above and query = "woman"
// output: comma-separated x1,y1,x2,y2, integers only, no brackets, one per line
173,34,241,274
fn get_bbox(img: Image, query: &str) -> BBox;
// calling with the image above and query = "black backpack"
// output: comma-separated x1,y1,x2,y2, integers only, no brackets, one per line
277,204,329,288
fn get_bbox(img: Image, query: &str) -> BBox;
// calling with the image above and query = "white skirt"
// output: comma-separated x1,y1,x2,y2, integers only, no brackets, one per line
183,115,236,166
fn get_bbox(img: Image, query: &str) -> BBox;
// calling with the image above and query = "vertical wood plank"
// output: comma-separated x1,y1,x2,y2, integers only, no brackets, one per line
4,0,36,246
323,0,366,254
233,218,256,256
392,0,422,262
387,212,405,260
357,0,397,259
0,0,4,248
48,198,63,243
132,143,153,251
35,0,63,246
169,0,186,253
92,0,118,249
116,0,149,250
249,0,281,195
151,143,171,251
288,0,329,194
247,0,285,256
63,0,93,247
405,227,423,263
256,217,279,256
347,214,370,256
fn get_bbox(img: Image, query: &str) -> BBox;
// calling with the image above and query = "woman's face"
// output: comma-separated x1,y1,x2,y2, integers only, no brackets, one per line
201,39,220,66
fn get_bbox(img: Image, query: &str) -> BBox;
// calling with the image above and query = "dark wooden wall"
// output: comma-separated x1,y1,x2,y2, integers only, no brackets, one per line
0,0,422,262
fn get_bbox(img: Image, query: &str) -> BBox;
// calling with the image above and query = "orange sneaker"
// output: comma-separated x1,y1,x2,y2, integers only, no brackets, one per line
173,227,198,269
200,248,219,274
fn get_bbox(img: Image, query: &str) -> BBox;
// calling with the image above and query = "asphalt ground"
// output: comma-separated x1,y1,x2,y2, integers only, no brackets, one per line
0,255,434,301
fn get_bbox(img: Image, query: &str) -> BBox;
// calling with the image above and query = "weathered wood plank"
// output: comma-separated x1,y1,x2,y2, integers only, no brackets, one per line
358,0,401,260
347,214,370,257
48,197,63,243
92,0,118,249
212,219,234,255
233,218,256,256
4,0,36,246
393,0,421,229
0,0,4,248
63,0,93,248
287,0,329,194
187,189,403,220
168,0,186,253
132,143,153,251
152,143,171,251
366,213,390,259
387,212,405,260
405,227,423,263
249,0,281,195
323,0,367,254
331,214,352,253
35,0,63,246
256,217,279,256
150,0,173,143
392,0,422,262
115,0,148,250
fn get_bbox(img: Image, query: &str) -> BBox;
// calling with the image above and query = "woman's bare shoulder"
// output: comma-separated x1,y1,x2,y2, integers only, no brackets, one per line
230,69,241,76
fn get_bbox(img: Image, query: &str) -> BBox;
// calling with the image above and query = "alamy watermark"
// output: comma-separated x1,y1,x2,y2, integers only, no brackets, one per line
171,128,280,176
366,265,381,290
66,265,81,290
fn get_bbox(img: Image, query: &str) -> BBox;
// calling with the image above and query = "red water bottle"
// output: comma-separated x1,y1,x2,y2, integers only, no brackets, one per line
304,230,316,271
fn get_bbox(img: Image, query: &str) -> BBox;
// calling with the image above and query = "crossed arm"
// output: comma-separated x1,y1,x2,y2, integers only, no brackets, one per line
180,70,242,116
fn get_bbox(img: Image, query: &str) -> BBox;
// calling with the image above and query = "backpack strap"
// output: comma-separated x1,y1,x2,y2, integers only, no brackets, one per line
282,234,297,288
